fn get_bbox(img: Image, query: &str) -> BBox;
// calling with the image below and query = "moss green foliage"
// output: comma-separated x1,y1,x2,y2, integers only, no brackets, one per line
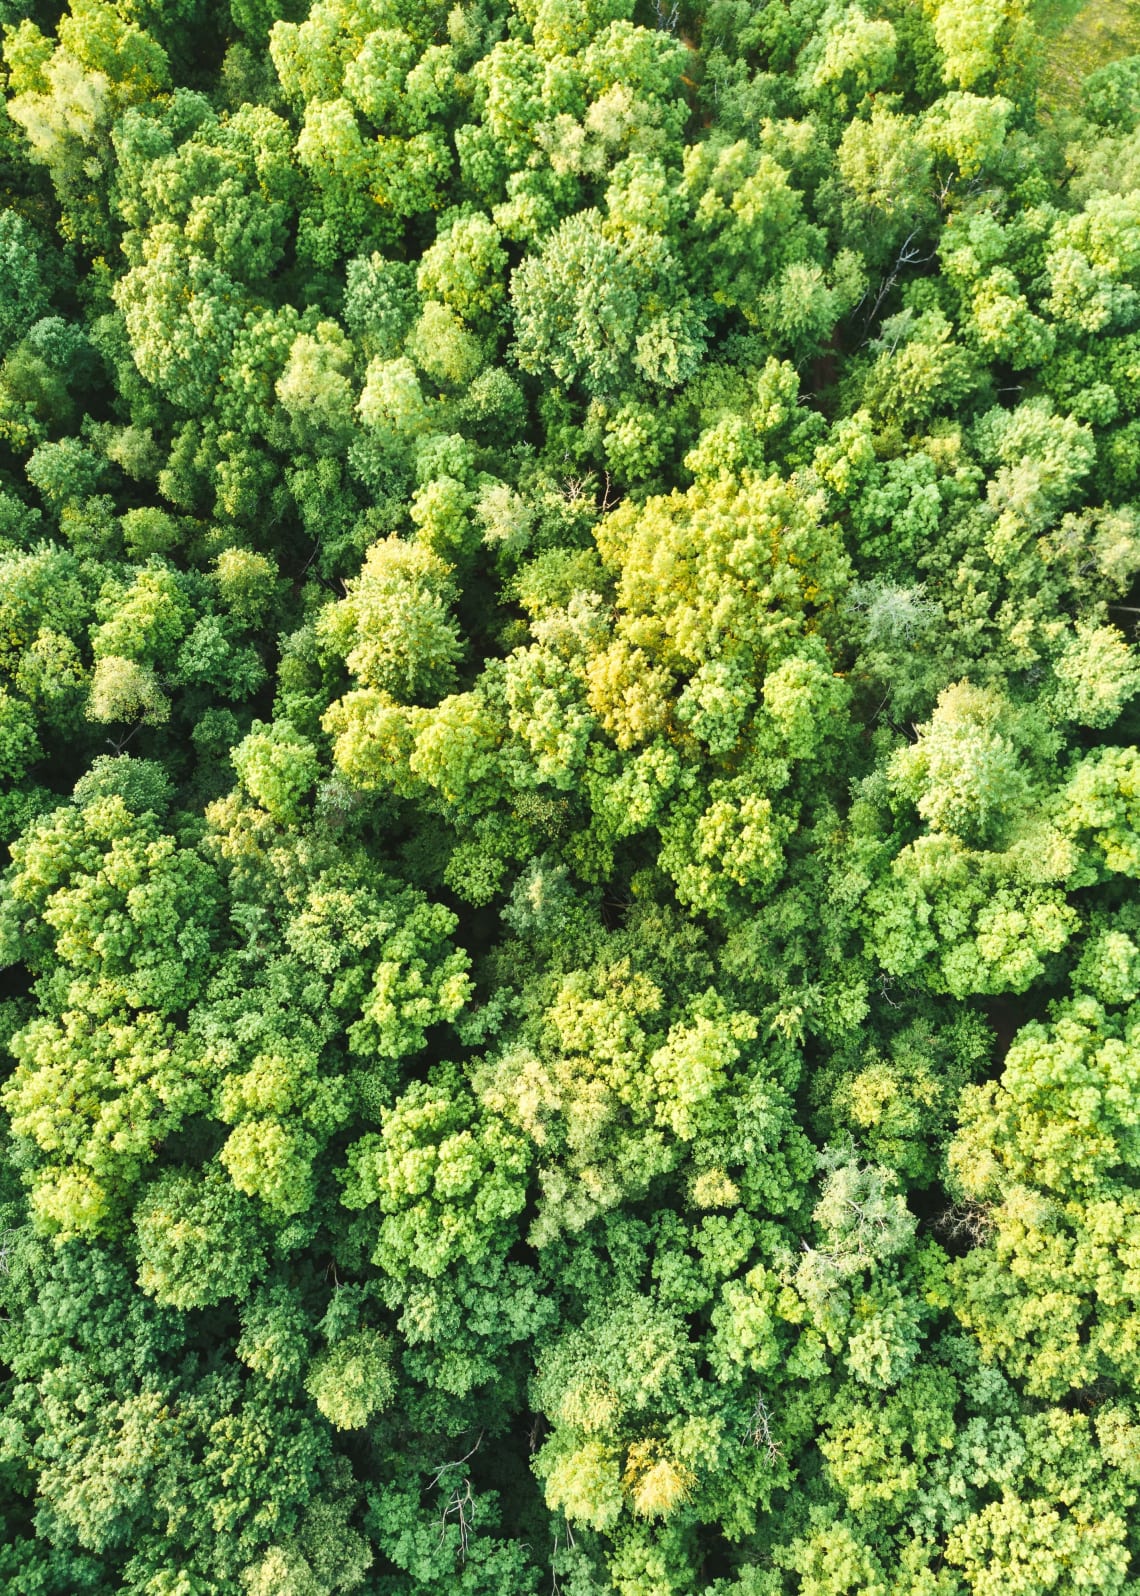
4,1,1140,1591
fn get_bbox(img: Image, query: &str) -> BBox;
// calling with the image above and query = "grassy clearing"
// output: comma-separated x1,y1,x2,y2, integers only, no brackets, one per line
1035,0,1140,109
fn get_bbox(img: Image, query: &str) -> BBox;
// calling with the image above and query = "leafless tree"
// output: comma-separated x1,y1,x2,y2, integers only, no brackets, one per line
655,0,680,32
861,234,936,342
550,1518,576,1594
933,1201,995,1250
749,1394,781,1463
427,1432,484,1562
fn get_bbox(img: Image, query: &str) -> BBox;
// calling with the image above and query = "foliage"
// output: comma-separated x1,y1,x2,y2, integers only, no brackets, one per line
2,0,1140,1592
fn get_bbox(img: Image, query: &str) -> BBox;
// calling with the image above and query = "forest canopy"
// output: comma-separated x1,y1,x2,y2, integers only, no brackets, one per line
4,0,1140,1591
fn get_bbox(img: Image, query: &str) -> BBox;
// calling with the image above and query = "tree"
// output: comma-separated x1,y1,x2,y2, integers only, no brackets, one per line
135,1163,265,1309
0,211,52,352
511,208,706,396
5,0,170,250
948,999,1140,1399
318,534,464,704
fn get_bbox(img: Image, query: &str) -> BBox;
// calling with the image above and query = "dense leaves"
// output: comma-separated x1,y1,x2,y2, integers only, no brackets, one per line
3,0,1140,1592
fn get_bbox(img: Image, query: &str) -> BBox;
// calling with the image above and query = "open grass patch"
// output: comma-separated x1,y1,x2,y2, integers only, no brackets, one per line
1036,0,1140,108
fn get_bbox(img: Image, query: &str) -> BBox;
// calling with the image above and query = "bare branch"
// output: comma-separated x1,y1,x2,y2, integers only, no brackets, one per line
655,0,680,31
749,1394,782,1462
426,1430,484,1493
